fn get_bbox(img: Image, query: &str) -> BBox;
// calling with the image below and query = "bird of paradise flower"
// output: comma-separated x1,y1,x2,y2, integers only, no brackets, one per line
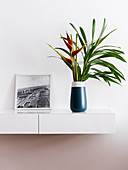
48,32,87,81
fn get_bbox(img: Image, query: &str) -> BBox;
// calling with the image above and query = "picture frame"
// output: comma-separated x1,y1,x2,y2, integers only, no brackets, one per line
15,74,51,110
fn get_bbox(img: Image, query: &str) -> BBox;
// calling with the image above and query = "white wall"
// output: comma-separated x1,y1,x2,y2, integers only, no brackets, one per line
0,0,128,111
0,0,128,169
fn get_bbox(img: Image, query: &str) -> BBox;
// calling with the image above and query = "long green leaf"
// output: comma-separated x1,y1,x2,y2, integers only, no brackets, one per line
97,53,126,62
108,49,125,54
92,49,124,56
96,45,121,50
97,29,116,46
55,47,70,56
91,68,122,83
48,44,72,70
91,68,112,75
70,23,86,54
92,19,95,43
109,67,125,80
98,74,121,85
81,73,100,81
91,51,126,62
80,27,87,43
90,59,125,79
97,18,106,41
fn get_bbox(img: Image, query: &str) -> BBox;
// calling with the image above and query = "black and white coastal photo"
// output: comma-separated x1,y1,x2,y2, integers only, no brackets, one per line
15,75,51,109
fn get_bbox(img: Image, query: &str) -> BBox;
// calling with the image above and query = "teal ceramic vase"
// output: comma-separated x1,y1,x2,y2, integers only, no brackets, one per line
70,82,87,112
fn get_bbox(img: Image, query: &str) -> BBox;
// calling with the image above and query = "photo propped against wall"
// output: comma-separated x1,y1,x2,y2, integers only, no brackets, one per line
15,75,51,110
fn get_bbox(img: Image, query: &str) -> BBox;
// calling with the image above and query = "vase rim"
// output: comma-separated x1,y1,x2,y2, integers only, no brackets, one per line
72,81,85,87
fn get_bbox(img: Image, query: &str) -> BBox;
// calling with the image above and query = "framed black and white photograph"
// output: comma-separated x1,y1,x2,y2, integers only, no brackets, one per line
15,75,51,110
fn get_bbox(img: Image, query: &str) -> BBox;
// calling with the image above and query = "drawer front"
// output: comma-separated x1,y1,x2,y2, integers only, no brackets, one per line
0,114,38,134
39,114,115,134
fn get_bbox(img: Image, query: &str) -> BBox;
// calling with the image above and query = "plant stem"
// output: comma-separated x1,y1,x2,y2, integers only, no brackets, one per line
76,34,78,81
71,34,76,81
72,59,76,81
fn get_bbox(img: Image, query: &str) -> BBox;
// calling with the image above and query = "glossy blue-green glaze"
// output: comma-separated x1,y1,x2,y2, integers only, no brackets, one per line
70,87,87,112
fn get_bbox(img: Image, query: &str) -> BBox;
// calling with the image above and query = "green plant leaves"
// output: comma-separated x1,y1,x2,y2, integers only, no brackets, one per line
48,19,126,85
69,19,126,85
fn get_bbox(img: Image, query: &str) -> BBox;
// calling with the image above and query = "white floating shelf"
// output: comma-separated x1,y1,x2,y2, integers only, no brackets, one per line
0,114,38,134
0,109,115,134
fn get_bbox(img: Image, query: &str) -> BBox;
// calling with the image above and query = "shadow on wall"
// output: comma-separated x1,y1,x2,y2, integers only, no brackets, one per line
0,134,114,157
0,135,108,155
0,135,127,170
0,135,98,151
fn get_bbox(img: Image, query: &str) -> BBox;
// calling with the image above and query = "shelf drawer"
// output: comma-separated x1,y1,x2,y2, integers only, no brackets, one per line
0,114,38,134
39,113,115,134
